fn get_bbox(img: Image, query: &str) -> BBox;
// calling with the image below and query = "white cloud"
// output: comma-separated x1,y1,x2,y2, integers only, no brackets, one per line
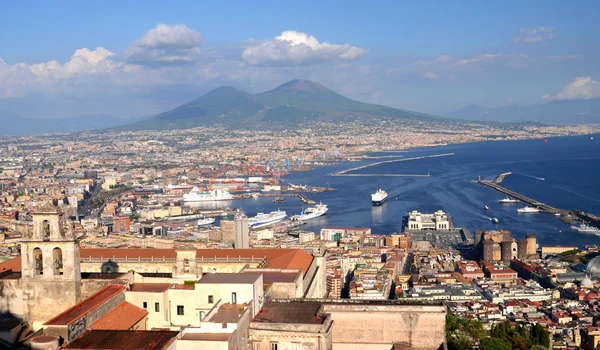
126,24,203,66
544,76,600,100
514,27,557,44
242,30,368,66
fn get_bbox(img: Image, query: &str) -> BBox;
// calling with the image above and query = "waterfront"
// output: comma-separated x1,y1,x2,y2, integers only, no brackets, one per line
221,133,600,247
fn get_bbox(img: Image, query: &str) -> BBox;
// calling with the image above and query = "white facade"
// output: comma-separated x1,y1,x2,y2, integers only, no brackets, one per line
406,210,450,230
234,214,249,249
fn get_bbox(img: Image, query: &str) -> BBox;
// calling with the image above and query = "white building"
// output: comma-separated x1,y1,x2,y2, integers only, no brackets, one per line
406,210,451,230
234,213,249,249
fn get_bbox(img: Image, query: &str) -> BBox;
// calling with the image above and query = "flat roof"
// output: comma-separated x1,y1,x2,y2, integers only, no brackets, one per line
62,330,178,349
198,273,261,284
180,332,232,341
129,283,194,293
258,271,298,283
44,285,125,326
252,302,325,324
207,304,246,323
89,302,148,331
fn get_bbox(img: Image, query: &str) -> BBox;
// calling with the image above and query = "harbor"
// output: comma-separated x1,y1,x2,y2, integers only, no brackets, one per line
478,172,600,229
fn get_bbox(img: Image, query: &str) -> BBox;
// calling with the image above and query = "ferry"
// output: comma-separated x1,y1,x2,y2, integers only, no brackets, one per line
371,189,388,206
499,197,520,203
183,187,234,202
517,206,540,213
248,210,287,229
197,217,216,226
291,203,328,221
571,223,600,234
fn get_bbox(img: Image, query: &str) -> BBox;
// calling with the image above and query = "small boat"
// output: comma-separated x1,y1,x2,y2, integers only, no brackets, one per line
517,206,540,213
272,197,285,203
491,218,499,223
250,193,259,199
499,197,520,203
484,205,490,210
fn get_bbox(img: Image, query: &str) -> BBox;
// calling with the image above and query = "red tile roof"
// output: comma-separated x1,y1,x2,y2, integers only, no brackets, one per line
0,258,21,272
89,302,148,331
44,285,125,326
62,330,178,349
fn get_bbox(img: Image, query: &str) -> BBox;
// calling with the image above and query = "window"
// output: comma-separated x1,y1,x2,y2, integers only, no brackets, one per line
143,302,147,309
291,343,301,350
52,247,63,275
33,248,43,275
208,295,214,303
270,343,278,350
231,292,237,304
155,303,160,312
177,305,184,315
252,343,261,350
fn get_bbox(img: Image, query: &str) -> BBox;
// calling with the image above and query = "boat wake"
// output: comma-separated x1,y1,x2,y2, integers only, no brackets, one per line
516,172,545,181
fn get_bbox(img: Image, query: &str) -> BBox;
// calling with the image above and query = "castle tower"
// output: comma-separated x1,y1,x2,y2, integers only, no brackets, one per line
526,234,537,256
517,239,528,260
500,241,512,263
20,202,81,328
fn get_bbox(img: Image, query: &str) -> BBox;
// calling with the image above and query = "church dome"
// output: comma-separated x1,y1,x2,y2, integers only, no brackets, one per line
585,256,600,277
581,276,594,288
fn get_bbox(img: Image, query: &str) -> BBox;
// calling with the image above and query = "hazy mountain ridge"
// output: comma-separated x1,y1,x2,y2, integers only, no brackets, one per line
0,113,139,136
445,99,600,124
117,79,444,131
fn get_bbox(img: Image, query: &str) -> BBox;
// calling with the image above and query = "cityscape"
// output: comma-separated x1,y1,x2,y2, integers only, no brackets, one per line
1,2,600,350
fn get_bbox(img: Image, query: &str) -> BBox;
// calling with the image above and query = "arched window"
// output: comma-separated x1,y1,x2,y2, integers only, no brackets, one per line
183,258,190,273
33,248,43,275
42,220,50,240
53,247,63,275
199,311,206,321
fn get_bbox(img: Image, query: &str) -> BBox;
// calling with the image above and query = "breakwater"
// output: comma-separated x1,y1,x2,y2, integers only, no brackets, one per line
333,153,455,176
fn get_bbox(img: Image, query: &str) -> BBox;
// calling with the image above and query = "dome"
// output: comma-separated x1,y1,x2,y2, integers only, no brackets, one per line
581,276,594,288
585,256,600,277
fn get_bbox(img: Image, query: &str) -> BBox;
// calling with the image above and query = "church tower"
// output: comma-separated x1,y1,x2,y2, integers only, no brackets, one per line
20,202,81,328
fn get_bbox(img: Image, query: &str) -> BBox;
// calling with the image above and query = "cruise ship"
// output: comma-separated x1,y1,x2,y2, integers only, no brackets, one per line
499,197,520,203
183,187,234,202
291,203,328,221
371,189,388,206
571,223,600,234
197,217,215,226
517,206,540,213
248,210,287,229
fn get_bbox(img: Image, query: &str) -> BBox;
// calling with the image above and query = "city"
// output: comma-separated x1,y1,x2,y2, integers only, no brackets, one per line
1,2,600,350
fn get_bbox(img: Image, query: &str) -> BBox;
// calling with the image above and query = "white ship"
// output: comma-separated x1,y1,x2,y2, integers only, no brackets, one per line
499,197,520,203
371,189,388,206
571,223,600,234
248,210,287,229
517,206,540,213
291,203,328,221
183,187,234,202
197,217,215,226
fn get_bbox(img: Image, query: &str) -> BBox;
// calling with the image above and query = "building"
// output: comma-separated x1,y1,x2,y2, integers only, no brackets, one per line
481,261,518,281
456,260,485,281
320,227,370,241
234,213,249,249
405,210,450,231
112,217,131,233
386,234,410,249
541,245,578,258
476,231,537,262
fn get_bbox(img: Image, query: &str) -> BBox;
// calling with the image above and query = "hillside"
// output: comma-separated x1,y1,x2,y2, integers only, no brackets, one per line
117,79,442,131
445,99,600,124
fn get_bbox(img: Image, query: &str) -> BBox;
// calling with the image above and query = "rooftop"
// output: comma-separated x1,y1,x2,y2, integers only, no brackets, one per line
252,302,325,324
180,332,232,341
198,273,261,284
257,271,299,283
206,303,246,323
129,283,194,293
44,285,125,326
62,330,179,349
89,302,147,331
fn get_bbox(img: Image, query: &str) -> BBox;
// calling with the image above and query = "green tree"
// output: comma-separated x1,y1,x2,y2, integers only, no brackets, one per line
479,337,512,350
447,334,472,350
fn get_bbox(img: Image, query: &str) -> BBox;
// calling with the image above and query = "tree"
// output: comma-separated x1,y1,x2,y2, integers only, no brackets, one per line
479,337,512,350
447,334,472,350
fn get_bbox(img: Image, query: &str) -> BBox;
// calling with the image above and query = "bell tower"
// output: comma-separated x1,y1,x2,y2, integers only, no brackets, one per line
20,202,81,328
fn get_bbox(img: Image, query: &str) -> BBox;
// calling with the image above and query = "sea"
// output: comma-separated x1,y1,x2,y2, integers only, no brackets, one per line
195,133,600,247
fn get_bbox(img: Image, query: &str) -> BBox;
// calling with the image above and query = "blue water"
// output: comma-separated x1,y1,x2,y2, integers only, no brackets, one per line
204,133,600,247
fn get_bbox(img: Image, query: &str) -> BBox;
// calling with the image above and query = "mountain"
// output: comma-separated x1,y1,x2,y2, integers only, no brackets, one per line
445,99,600,124
118,79,441,131
0,112,136,136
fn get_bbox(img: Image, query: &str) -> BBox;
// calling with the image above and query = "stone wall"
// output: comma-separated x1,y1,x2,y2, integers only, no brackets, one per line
0,280,23,316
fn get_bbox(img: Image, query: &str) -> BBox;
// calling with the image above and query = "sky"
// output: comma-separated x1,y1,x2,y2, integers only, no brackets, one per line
1,0,600,119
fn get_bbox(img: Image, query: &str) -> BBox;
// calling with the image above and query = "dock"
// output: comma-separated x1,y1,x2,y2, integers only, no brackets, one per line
334,153,455,176
252,193,316,204
478,172,600,229
334,173,431,177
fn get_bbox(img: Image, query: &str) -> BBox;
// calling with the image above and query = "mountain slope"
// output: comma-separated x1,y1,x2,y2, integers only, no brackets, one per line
118,79,443,131
445,99,600,124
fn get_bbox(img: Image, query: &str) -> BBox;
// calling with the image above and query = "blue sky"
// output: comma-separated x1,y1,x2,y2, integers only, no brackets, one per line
1,1,599,118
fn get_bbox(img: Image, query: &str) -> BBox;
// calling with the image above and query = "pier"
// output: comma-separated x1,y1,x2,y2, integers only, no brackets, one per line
250,193,316,204
335,173,431,177
478,172,600,229
333,153,455,176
